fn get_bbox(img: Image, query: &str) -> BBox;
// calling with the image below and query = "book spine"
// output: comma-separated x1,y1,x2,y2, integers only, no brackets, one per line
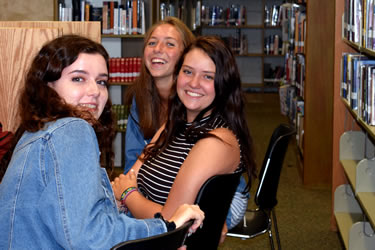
85,3,90,21
102,2,108,34
72,0,81,21
109,1,115,34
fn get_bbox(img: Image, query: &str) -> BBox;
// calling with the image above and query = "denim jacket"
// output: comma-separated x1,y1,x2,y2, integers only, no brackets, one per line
124,99,250,229
0,118,166,250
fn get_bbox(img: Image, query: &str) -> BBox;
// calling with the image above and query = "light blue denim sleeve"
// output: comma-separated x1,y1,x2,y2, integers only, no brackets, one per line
124,99,150,174
42,120,166,249
225,175,250,229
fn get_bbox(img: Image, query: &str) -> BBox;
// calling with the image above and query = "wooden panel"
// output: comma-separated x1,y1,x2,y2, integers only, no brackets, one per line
0,0,53,21
0,28,60,132
0,21,101,43
303,0,335,186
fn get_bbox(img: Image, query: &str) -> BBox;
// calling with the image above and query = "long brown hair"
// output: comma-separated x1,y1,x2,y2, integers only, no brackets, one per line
125,17,195,139
144,36,257,190
0,35,116,181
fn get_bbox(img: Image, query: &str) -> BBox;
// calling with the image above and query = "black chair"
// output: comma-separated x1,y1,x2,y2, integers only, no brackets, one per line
227,123,296,250
111,220,193,250
185,171,242,249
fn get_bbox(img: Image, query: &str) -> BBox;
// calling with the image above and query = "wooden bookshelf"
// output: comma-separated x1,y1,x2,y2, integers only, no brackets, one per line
109,81,134,86
202,24,264,29
200,0,284,91
102,34,145,39
302,0,335,186
332,0,375,246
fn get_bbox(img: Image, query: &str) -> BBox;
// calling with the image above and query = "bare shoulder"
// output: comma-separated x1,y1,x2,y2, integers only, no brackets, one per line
186,127,240,174
208,127,239,147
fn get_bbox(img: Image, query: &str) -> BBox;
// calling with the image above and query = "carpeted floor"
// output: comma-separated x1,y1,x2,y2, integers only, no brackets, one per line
219,93,344,250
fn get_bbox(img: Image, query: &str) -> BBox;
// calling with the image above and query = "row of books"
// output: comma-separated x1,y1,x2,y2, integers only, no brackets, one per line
112,104,128,131
221,30,247,55
279,84,304,122
57,0,87,21
341,53,375,125
109,57,141,83
278,2,306,132
201,5,246,26
264,34,282,55
280,3,306,55
279,84,304,147
264,5,281,27
159,1,202,30
264,65,284,85
57,0,146,35
284,53,305,98
343,0,375,49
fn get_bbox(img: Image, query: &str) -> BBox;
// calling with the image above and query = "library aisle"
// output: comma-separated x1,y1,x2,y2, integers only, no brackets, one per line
219,93,343,250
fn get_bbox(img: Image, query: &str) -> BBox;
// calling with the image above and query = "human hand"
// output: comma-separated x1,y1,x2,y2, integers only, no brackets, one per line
111,169,138,200
168,204,204,233
219,222,228,244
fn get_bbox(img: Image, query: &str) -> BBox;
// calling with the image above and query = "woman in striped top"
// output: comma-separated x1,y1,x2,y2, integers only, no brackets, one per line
112,36,256,239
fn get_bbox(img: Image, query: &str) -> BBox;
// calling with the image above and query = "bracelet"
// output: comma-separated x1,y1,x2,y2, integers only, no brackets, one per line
154,212,176,232
120,187,138,206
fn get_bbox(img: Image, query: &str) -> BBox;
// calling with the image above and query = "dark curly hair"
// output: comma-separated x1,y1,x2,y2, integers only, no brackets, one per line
0,35,116,181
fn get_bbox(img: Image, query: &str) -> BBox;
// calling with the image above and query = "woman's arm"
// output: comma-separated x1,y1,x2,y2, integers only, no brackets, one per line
113,127,240,220
160,128,240,219
41,119,168,248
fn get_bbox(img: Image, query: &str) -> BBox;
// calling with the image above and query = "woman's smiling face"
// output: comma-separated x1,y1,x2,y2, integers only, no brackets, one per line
144,24,184,82
48,53,109,119
177,48,216,122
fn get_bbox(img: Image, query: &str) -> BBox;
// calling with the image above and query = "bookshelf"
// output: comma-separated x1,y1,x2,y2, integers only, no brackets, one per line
155,0,283,91
156,0,201,31
291,0,334,187
333,0,375,248
199,0,284,91
277,2,307,183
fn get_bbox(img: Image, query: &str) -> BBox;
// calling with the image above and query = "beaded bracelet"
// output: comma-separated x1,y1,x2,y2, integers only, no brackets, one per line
120,187,138,206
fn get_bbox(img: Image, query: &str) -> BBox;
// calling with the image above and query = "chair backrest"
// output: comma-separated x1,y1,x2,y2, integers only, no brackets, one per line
255,123,295,210
111,220,193,250
185,171,242,249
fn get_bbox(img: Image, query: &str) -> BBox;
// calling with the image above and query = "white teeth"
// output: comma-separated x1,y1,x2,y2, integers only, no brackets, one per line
79,104,97,109
151,58,166,64
187,91,203,97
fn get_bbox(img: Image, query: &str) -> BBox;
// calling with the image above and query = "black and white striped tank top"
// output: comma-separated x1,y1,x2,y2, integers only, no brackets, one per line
137,115,243,205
